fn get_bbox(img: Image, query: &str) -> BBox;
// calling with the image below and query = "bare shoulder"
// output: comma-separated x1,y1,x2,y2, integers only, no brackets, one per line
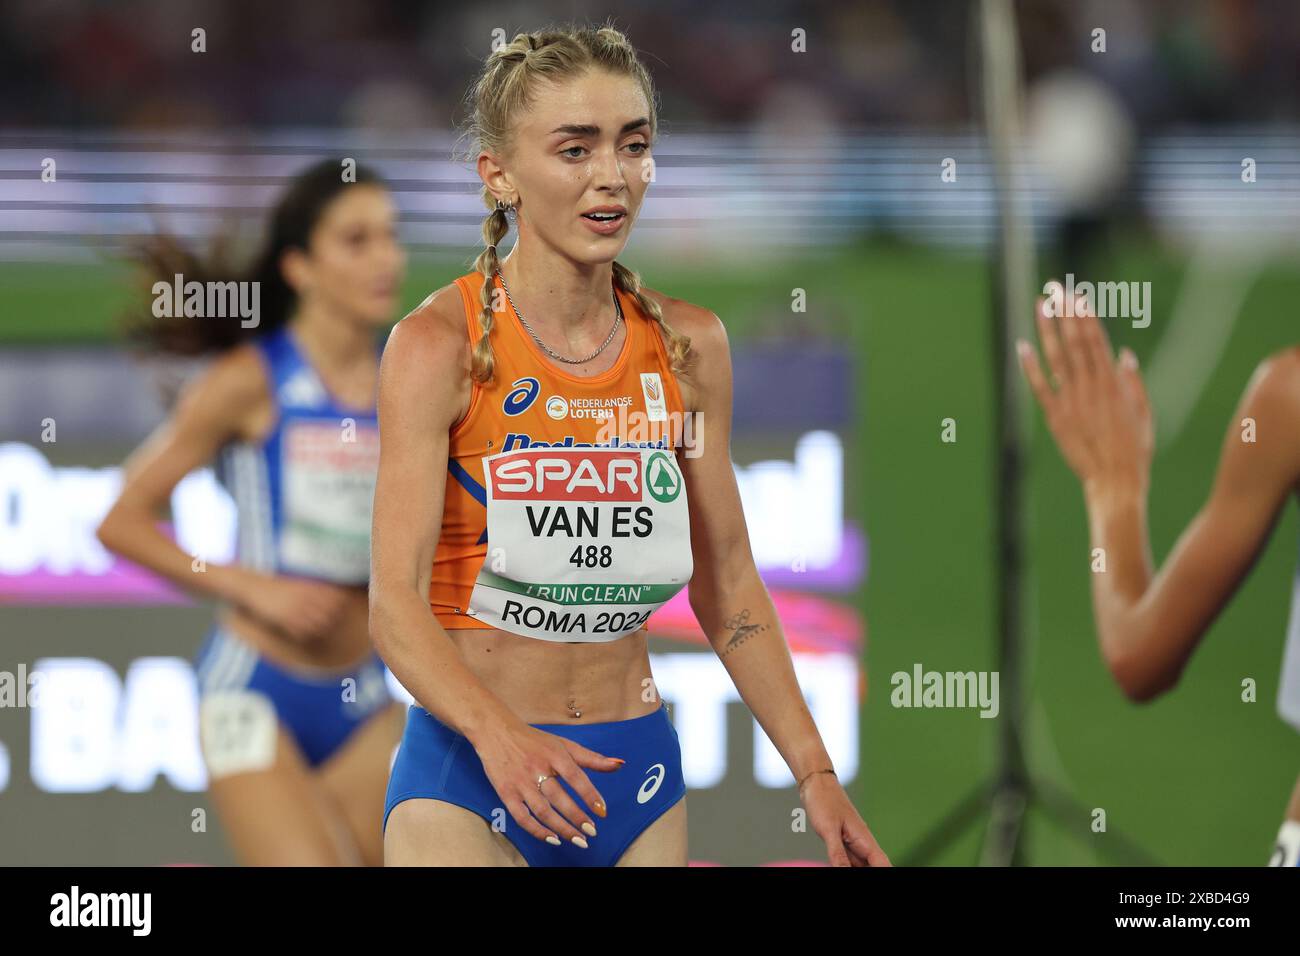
380,281,473,426
638,285,729,360
637,286,730,419
1245,345,1300,415
1236,346,1300,490
171,341,273,441
199,341,269,397
384,282,468,372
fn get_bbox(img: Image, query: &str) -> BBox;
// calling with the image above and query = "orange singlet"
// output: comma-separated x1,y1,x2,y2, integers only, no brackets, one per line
430,270,689,638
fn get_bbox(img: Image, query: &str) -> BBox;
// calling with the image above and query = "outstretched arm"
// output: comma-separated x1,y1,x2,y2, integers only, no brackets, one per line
678,307,889,866
1018,294,1300,701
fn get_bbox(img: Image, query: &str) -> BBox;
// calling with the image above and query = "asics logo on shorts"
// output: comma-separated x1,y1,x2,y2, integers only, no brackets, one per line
637,762,666,804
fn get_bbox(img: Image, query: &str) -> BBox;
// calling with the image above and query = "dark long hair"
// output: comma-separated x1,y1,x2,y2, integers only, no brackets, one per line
123,159,385,355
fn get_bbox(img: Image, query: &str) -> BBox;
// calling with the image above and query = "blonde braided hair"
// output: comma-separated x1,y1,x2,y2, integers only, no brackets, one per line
455,22,692,385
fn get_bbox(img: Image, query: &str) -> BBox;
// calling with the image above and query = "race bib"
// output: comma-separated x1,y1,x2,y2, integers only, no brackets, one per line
279,419,380,582
466,445,693,642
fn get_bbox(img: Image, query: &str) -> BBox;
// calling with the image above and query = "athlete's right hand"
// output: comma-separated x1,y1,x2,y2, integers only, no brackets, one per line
228,569,352,642
472,720,624,849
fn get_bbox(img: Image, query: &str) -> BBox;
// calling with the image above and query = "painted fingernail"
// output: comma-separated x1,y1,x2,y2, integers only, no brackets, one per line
571,835,589,849
612,758,626,766
1015,340,1030,358
582,822,598,837
546,835,562,846
593,799,607,818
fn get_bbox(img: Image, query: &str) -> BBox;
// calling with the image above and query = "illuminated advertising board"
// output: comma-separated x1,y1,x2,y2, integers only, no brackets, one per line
0,345,863,864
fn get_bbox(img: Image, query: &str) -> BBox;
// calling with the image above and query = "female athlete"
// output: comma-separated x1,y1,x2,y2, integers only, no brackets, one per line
373,24,890,867
96,159,407,865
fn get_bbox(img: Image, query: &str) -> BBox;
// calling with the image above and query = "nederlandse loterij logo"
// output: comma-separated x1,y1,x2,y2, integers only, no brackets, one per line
646,451,681,503
545,395,569,420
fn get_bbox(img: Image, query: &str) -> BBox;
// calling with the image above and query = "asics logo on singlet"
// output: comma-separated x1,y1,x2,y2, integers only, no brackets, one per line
637,763,666,803
503,377,540,416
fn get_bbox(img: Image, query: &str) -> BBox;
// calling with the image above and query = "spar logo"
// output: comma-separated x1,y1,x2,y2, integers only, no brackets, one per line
646,451,681,503
490,449,644,502
503,377,540,416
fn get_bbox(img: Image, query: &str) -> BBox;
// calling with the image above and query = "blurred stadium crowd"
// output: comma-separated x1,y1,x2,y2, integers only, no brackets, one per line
0,0,1296,132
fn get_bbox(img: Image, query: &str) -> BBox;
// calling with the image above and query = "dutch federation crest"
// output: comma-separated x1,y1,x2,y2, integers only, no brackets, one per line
640,372,668,422
646,451,681,503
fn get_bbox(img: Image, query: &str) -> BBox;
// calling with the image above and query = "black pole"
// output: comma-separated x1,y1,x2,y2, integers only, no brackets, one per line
900,0,1161,868
977,0,1031,867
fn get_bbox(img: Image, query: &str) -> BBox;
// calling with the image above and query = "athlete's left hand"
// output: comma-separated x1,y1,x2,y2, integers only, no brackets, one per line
802,773,891,867
1017,287,1154,504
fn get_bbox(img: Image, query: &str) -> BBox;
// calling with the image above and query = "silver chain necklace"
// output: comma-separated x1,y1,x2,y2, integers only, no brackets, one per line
495,270,623,365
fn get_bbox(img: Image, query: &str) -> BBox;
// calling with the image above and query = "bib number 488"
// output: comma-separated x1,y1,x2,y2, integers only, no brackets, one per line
569,545,613,568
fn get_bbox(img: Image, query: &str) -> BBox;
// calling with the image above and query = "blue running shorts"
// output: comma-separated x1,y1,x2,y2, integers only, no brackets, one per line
194,625,393,767
384,702,686,866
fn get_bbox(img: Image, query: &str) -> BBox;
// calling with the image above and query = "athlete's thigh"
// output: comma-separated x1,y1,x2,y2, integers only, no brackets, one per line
314,702,406,867
384,797,527,867
615,796,688,866
203,716,359,866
